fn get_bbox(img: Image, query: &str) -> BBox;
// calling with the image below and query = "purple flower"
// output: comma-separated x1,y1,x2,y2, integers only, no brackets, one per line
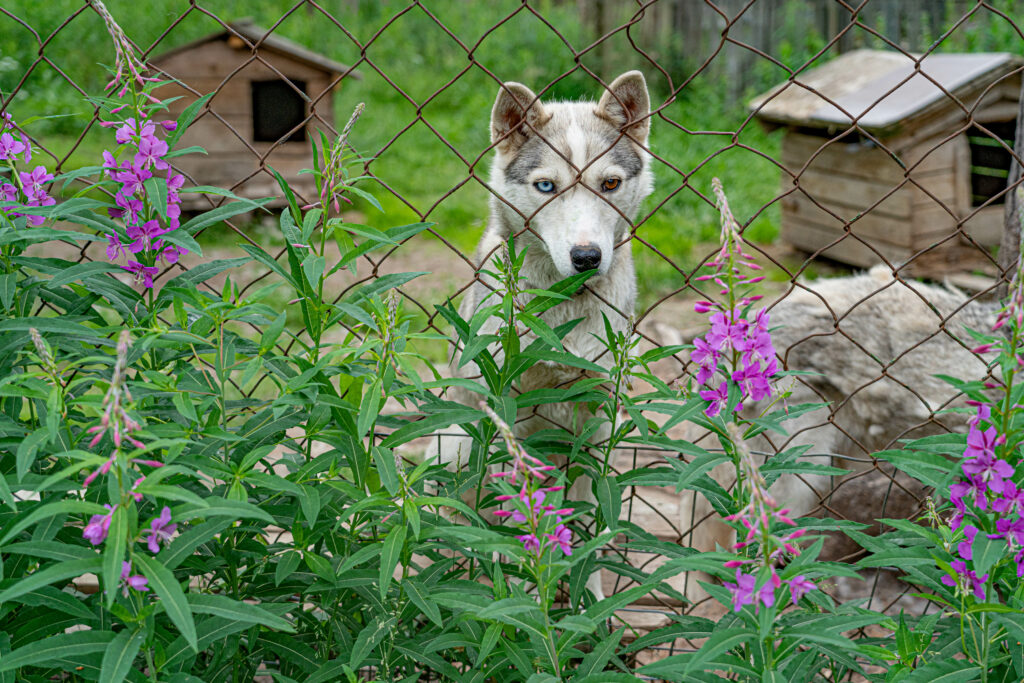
723,569,774,613
968,403,991,428
699,382,729,418
145,506,177,553
993,480,1024,516
0,132,25,160
123,261,159,289
732,362,772,403
511,490,545,523
134,134,169,171
120,560,149,596
126,219,168,254
83,505,114,545
964,425,997,461
157,242,185,265
996,517,1024,546
707,311,749,352
787,575,816,604
546,523,572,556
516,533,541,553
957,524,977,560
106,233,127,261
941,559,988,601
962,450,1014,494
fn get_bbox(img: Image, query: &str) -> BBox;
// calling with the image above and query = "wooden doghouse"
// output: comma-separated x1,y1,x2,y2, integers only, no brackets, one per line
750,50,1022,272
151,20,359,206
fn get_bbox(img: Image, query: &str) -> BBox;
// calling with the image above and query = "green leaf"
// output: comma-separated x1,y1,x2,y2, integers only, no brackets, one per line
103,505,127,608
16,427,49,482
901,659,980,682
0,500,108,545
48,262,121,288
144,176,169,219
380,408,482,447
595,475,621,531
160,228,204,257
682,628,752,674
158,519,233,570
180,199,271,235
380,525,406,600
133,554,197,652
174,498,274,524
0,557,101,604
260,311,287,354
357,378,382,439
0,629,115,673
98,627,145,683
574,627,623,678
971,532,1004,577
301,252,326,290
350,616,397,669
275,551,302,586
346,271,426,303
403,577,442,628
0,272,14,310
168,92,214,149
186,593,294,632
263,631,319,672
239,243,298,288
372,445,401,496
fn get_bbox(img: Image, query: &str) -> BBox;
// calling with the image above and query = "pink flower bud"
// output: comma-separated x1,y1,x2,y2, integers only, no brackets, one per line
132,459,163,468
492,510,512,517
972,344,994,354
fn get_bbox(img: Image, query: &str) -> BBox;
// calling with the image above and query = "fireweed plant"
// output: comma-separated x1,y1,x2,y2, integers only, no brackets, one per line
5,5,1018,681
856,204,1024,682
634,181,883,681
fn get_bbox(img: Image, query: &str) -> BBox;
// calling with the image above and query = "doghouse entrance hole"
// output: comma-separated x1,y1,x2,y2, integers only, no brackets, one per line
968,119,1017,207
252,79,308,143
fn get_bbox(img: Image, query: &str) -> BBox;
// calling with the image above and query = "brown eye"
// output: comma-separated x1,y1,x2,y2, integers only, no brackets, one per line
602,178,620,192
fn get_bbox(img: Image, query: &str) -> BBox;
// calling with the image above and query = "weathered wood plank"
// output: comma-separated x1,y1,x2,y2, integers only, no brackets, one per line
782,217,912,267
780,192,911,247
790,170,912,218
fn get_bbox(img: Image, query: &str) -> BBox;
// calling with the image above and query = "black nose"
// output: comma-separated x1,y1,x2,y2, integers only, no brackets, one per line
570,244,602,272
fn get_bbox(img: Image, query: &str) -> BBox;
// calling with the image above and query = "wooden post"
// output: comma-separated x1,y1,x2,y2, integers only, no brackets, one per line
997,77,1024,299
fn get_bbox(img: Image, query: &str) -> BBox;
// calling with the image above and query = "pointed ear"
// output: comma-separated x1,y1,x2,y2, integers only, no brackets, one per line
491,82,549,151
595,71,650,143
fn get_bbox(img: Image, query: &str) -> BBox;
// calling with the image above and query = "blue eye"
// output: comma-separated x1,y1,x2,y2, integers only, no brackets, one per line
534,180,555,193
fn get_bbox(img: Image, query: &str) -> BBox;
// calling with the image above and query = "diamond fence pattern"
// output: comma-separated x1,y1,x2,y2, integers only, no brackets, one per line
3,0,1023,659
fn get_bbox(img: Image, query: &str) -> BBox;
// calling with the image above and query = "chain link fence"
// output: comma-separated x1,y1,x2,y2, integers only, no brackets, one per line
3,0,1023,667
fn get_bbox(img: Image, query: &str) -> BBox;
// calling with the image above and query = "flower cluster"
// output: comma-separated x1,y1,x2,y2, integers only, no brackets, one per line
691,178,776,418
0,114,55,227
101,115,185,287
79,331,176,596
942,401,1021,596
84,331,144,461
483,404,574,557
93,0,160,100
722,424,815,613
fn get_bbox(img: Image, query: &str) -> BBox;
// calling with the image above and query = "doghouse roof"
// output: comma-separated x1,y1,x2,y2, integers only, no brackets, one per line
151,19,360,79
750,49,1019,136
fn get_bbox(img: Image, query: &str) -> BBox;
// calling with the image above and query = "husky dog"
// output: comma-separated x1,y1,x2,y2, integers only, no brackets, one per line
429,72,654,600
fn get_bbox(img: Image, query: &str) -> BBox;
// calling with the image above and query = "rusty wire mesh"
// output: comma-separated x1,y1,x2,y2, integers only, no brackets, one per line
3,0,1024,667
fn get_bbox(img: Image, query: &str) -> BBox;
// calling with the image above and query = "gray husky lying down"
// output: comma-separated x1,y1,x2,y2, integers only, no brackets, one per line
725,265,998,558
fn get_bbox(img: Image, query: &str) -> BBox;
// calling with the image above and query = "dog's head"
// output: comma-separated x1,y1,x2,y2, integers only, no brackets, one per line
489,72,653,281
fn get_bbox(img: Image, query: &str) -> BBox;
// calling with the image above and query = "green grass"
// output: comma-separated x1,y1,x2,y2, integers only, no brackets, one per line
4,0,1021,311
